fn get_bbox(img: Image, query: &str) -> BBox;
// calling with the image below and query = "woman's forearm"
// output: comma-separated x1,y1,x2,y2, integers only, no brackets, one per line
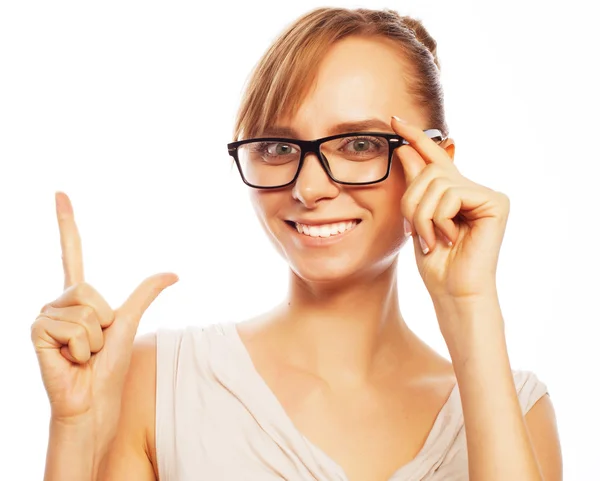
44,415,114,481
433,295,543,481
44,418,94,481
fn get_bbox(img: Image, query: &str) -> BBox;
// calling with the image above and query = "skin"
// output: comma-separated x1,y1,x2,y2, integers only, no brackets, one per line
33,35,562,481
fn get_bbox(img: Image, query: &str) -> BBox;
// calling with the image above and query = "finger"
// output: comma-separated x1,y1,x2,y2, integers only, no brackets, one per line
434,225,454,248
391,116,451,166
60,345,79,363
41,305,104,353
112,273,179,342
433,188,463,245
32,316,91,364
395,145,427,185
411,178,455,252
400,163,447,223
55,192,85,290
45,282,115,328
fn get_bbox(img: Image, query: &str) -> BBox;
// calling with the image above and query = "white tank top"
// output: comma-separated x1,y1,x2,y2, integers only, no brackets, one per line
155,323,548,480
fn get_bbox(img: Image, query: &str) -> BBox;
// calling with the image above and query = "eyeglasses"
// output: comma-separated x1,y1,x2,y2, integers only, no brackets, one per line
227,129,445,189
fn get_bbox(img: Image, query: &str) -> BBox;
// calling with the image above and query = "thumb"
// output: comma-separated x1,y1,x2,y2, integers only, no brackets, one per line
110,272,179,342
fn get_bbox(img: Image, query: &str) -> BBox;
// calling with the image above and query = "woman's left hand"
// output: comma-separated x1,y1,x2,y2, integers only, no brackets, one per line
391,116,510,302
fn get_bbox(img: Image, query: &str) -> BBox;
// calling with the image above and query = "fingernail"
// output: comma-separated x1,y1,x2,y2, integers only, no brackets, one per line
55,192,71,214
419,236,430,255
392,115,407,123
440,232,453,247
403,218,412,236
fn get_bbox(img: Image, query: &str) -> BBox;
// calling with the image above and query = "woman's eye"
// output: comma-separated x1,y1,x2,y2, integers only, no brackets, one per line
268,143,297,155
350,139,371,152
342,137,382,153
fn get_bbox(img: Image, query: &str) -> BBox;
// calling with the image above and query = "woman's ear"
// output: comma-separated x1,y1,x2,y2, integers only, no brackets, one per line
441,137,455,162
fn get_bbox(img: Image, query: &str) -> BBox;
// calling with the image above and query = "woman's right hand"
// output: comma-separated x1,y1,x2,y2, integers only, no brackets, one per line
31,192,178,423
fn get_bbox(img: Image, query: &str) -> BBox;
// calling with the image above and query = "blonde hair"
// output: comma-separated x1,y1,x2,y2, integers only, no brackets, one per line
233,7,448,141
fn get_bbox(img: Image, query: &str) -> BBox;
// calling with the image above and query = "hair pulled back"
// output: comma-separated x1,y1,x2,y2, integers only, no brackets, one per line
233,7,447,140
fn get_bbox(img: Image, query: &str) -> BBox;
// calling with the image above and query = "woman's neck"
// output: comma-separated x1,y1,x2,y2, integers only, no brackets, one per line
273,260,415,387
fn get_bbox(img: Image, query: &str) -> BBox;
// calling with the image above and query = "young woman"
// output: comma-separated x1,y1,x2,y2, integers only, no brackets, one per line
32,7,562,481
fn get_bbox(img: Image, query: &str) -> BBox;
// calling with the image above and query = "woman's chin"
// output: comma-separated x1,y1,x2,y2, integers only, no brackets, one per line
289,257,366,286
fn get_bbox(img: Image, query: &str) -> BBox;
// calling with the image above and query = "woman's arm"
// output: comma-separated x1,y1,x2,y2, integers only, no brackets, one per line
44,417,96,481
434,294,562,481
43,331,157,481
97,333,158,480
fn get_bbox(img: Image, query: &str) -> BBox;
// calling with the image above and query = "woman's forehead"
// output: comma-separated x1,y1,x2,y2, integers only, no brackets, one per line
243,36,426,141
285,37,418,135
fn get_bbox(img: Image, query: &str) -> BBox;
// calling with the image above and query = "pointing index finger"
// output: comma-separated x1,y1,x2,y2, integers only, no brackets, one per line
55,192,84,290
391,116,449,165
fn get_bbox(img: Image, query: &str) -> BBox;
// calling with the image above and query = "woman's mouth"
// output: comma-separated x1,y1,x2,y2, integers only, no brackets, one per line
285,219,361,238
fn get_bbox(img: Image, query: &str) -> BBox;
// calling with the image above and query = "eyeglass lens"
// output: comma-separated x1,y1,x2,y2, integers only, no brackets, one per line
237,134,391,187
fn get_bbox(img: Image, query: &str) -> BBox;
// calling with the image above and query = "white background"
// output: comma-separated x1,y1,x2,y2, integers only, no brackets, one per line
1,0,598,479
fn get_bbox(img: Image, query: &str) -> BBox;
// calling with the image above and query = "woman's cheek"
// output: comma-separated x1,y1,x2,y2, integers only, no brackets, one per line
250,192,288,257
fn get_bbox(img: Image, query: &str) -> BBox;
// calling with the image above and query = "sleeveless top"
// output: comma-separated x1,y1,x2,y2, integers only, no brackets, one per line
155,323,548,481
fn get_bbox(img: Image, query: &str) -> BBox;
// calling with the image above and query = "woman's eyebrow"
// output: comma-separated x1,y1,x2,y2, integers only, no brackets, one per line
260,118,394,138
327,118,393,135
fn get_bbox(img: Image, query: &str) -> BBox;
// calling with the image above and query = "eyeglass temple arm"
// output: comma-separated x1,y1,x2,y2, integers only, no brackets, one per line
399,128,446,145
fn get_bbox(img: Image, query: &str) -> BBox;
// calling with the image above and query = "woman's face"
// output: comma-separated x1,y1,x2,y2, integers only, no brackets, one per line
249,36,447,284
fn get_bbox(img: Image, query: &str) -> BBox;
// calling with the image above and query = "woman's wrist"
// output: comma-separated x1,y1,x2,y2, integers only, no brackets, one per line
431,292,505,356
46,410,118,481
45,417,95,481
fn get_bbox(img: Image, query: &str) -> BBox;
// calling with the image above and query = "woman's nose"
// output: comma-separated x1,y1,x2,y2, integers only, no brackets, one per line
291,152,340,208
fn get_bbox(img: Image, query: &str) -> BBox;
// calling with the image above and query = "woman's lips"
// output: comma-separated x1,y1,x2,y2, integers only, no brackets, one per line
293,219,359,238
284,219,361,245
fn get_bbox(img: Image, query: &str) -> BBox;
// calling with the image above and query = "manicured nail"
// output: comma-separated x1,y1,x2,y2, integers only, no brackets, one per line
441,232,453,247
403,218,412,236
419,235,429,255
392,115,407,123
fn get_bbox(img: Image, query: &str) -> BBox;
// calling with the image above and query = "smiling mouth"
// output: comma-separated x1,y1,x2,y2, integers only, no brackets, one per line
284,220,361,238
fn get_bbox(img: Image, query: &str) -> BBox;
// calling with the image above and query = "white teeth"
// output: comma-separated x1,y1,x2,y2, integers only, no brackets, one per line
294,220,358,238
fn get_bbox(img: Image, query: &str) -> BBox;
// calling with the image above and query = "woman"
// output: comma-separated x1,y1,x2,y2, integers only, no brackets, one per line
32,7,562,481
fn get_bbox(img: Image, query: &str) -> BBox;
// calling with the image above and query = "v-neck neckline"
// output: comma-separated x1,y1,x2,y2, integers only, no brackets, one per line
214,322,464,481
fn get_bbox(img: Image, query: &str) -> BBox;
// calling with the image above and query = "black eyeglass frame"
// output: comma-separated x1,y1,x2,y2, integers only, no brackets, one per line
227,129,446,189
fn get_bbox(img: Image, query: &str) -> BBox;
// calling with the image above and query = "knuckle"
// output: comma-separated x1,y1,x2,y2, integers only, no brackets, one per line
31,314,48,330
412,206,426,230
30,320,42,339
434,214,449,229
40,303,52,314
30,317,51,342
80,305,96,324
73,324,88,342
429,176,446,191
425,164,445,179
443,186,457,201
71,282,93,302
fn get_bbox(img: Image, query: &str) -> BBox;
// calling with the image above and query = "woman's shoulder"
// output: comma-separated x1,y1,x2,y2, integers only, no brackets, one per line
122,324,233,478
510,369,549,414
153,322,232,357
445,368,549,418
